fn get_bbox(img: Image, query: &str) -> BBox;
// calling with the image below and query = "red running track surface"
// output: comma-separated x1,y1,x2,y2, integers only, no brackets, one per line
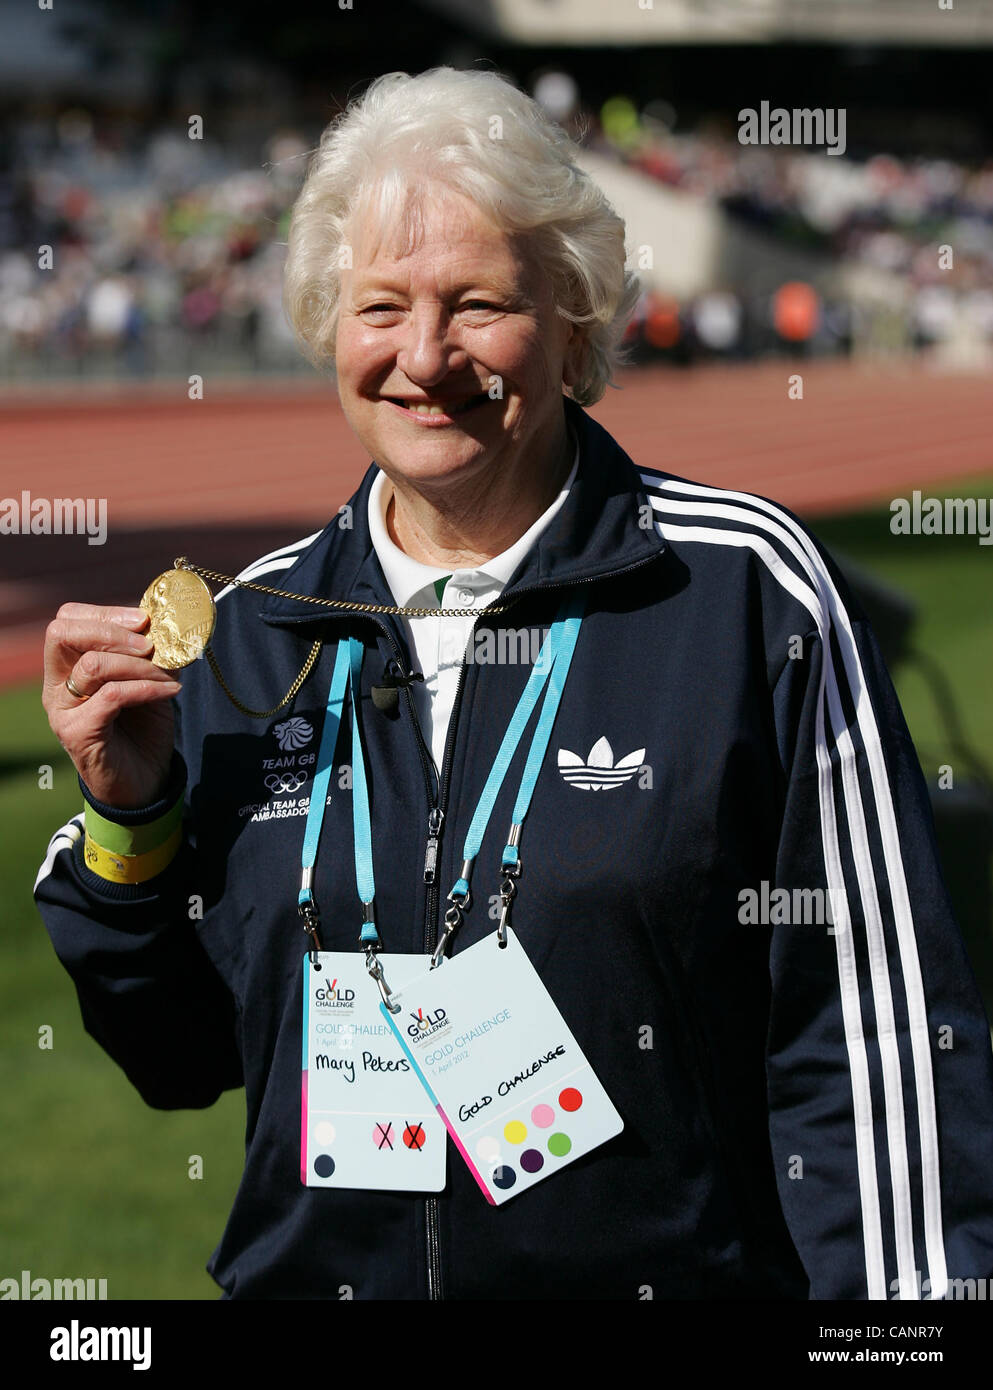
2,359,990,688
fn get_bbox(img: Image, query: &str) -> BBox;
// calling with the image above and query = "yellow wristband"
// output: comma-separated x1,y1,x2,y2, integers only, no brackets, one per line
83,825,183,884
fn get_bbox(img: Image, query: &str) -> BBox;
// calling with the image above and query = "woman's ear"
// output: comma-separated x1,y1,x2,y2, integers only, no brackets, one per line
562,323,585,393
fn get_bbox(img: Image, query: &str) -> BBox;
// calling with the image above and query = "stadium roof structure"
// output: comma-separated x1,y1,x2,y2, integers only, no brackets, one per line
420,0,993,47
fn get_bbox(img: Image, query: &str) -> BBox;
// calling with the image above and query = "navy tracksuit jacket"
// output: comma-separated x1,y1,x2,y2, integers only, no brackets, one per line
35,396,993,1299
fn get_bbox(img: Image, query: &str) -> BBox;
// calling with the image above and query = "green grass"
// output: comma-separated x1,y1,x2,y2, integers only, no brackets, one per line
806,475,993,777
1,485,989,1296
0,687,243,1299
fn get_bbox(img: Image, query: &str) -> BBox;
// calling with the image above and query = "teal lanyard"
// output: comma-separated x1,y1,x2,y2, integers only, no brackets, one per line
436,594,584,963
297,595,585,971
347,637,376,941
298,639,349,955
298,636,376,955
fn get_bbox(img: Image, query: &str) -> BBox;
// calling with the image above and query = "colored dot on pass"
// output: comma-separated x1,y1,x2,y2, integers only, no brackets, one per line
559,1087,583,1112
504,1120,527,1144
531,1104,555,1128
548,1133,572,1158
373,1123,395,1150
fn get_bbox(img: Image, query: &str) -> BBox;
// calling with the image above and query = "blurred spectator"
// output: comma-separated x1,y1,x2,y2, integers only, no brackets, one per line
772,281,821,351
692,291,744,355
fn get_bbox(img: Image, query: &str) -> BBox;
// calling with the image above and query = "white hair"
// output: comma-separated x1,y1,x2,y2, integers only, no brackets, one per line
283,67,640,405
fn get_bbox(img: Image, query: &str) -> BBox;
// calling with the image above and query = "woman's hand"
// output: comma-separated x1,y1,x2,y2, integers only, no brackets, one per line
42,603,182,809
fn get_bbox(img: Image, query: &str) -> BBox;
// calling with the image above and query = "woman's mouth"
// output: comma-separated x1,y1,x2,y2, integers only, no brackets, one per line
384,393,490,423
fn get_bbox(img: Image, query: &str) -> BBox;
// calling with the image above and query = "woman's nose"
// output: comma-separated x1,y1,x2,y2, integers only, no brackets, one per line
396,304,466,385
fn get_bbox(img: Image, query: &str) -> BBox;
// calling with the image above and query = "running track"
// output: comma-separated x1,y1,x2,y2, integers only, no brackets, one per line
2,358,991,687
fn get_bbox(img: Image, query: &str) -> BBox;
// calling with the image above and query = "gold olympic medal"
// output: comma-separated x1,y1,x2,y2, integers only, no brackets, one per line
139,568,216,670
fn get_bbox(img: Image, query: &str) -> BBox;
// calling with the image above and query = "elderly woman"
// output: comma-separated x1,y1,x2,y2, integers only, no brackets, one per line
36,67,993,1301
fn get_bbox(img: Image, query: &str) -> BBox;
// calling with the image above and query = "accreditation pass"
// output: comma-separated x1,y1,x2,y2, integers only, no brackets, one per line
302,954,446,1191
381,929,624,1205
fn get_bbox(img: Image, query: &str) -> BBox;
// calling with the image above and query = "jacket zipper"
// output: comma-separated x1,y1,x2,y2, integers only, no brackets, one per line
353,624,447,1301
423,807,443,883
408,677,444,1302
315,615,446,1301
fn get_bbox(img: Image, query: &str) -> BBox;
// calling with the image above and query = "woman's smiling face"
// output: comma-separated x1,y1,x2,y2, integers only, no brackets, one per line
334,184,579,494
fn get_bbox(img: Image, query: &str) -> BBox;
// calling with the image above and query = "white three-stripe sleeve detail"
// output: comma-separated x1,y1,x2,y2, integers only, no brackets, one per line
215,556,304,603
244,530,322,570
34,814,84,892
648,479,946,1299
213,530,324,602
652,516,888,1298
654,496,918,1295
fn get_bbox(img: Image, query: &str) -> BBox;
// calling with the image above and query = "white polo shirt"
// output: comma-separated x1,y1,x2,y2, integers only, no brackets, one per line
367,444,578,775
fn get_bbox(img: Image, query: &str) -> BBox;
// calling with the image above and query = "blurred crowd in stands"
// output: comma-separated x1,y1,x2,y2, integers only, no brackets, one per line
587,90,993,368
1,79,991,381
0,113,311,381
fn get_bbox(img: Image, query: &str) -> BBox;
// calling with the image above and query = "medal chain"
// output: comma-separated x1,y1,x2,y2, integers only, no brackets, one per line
203,639,324,720
174,557,508,618
171,555,508,718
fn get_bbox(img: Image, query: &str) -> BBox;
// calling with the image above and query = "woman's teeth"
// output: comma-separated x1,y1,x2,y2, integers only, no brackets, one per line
392,395,483,415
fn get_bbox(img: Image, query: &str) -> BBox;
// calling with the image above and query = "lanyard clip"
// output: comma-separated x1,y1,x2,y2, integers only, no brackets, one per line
432,862,473,968
299,897,323,963
497,828,522,947
367,948,399,1014
431,903,462,969
497,866,520,947
299,869,323,962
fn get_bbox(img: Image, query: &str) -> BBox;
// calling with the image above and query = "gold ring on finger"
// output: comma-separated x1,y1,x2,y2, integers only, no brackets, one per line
65,674,91,701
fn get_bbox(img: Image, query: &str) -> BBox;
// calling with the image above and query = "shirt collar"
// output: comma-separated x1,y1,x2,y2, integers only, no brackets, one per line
368,439,579,609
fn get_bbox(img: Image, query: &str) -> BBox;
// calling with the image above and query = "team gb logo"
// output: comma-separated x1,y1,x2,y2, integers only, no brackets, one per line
557,737,646,791
273,717,314,751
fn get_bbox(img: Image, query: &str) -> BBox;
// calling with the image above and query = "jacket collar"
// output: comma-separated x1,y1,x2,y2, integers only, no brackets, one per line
259,395,666,628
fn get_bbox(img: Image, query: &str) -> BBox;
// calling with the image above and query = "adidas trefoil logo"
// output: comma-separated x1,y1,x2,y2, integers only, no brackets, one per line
557,736,646,791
